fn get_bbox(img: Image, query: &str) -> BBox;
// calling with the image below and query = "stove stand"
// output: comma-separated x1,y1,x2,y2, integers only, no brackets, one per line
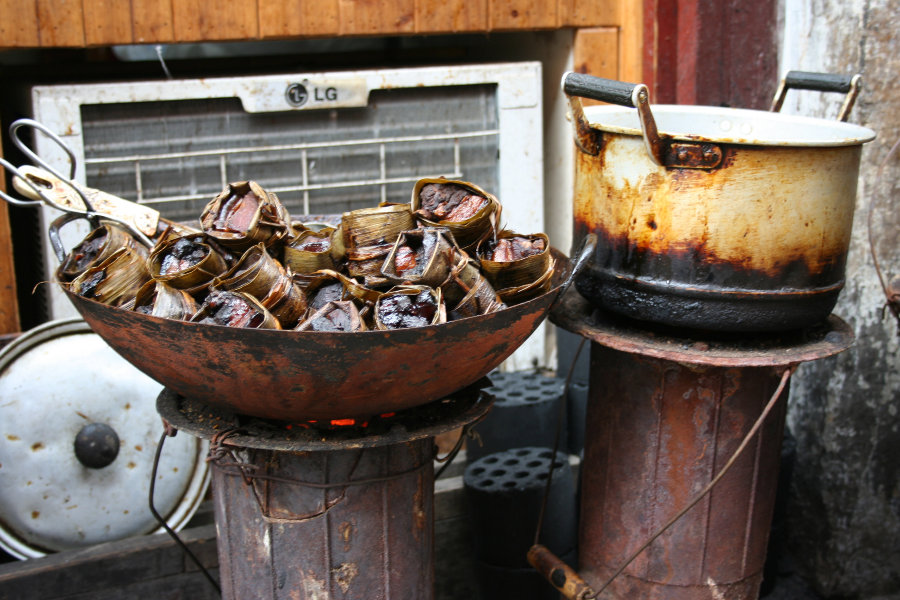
158,386,493,600
551,290,854,600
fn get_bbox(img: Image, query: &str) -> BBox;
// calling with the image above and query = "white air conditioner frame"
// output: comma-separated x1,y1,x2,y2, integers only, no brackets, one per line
30,61,547,370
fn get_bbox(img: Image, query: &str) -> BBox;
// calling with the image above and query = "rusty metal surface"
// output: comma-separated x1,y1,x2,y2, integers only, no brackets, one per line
578,345,790,599
572,125,866,331
551,287,854,367
156,382,493,451
212,438,434,600
63,248,571,422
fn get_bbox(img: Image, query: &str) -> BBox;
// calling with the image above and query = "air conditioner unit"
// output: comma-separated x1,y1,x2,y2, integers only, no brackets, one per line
28,61,546,369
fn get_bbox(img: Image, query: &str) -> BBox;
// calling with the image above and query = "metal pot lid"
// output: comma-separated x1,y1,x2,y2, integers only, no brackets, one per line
0,318,210,559
583,103,876,147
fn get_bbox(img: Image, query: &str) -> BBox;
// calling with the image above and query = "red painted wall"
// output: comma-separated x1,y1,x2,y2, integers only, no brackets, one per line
644,0,778,110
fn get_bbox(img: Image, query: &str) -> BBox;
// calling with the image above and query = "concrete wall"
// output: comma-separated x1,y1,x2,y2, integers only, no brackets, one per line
779,0,900,597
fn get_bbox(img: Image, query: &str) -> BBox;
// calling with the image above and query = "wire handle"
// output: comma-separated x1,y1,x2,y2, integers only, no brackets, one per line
149,425,222,597
529,361,797,598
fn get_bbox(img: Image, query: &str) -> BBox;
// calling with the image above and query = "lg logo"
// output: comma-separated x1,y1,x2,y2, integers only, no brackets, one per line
285,82,339,107
285,83,309,107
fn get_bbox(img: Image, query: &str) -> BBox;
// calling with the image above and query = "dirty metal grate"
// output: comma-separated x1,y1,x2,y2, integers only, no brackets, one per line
80,85,500,222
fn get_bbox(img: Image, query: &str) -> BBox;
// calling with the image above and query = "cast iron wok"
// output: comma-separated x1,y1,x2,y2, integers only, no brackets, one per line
63,244,590,422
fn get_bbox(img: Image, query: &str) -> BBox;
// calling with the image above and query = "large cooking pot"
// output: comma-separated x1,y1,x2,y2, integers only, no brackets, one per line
563,71,876,332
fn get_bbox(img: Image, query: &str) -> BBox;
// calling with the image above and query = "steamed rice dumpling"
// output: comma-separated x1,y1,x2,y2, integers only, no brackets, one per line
308,281,345,311
68,229,109,273
192,290,279,329
377,290,439,329
490,236,546,262
292,235,331,253
393,233,437,277
417,182,488,222
297,301,365,332
159,237,209,276
214,188,258,234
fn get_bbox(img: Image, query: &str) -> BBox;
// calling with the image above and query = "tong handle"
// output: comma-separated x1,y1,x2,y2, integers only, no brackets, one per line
9,118,78,182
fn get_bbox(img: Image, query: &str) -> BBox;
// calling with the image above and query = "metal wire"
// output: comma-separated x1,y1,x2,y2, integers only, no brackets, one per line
584,364,797,599
533,336,586,547
149,428,221,597
868,136,900,333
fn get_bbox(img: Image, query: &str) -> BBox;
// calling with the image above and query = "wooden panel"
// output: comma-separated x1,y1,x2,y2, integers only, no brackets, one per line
35,0,85,46
644,0,678,102
83,0,132,46
338,0,415,35
259,0,340,38
0,0,41,46
619,0,644,83
559,0,619,27
489,0,557,30
0,121,20,335
0,524,218,599
573,27,619,105
171,0,259,43
414,0,487,34
132,0,175,43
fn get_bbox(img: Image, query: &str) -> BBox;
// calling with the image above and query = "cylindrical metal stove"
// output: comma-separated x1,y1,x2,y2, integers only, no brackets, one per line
158,385,492,600
551,290,853,600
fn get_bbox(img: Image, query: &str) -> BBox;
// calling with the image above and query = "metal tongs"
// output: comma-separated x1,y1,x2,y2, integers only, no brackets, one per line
0,118,159,262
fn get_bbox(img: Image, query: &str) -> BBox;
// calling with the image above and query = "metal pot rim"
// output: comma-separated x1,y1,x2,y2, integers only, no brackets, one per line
582,103,876,148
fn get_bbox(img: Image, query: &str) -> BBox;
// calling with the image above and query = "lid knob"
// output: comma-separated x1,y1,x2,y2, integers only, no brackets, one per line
73,422,120,469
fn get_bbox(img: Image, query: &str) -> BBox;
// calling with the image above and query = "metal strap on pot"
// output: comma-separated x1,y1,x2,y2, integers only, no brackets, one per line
770,70,862,122
562,72,722,170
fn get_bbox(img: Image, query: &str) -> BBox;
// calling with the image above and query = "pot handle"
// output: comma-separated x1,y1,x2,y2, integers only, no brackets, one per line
561,72,665,166
770,70,862,122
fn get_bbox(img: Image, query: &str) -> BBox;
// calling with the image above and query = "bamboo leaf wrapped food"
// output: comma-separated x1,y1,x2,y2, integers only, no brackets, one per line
259,269,308,329
495,258,556,304
296,300,367,332
214,243,308,329
68,246,152,309
341,204,414,249
148,233,231,292
200,181,291,252
381,227,456,288
59,223,147,282
283,226,345,275
478,232,551,293
374,285,446,330
190,289,281,330
411,178,499,251
133,280,199,320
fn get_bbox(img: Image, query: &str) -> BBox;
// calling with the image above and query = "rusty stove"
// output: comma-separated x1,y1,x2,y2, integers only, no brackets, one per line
543,288,854,600
157,381,492,600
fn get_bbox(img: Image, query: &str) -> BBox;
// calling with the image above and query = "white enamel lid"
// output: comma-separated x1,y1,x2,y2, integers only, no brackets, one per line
0,318,209,559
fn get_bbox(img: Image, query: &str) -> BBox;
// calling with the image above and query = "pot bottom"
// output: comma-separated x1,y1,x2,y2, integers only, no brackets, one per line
575,270,841,334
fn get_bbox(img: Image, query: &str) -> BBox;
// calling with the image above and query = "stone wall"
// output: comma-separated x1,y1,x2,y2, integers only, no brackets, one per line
779,0,900,597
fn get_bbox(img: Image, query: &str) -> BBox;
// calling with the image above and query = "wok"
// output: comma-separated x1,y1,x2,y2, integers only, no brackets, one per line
63,245,588,422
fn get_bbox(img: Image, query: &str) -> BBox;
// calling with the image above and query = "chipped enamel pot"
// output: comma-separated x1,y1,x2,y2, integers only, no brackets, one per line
563,72,876,332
